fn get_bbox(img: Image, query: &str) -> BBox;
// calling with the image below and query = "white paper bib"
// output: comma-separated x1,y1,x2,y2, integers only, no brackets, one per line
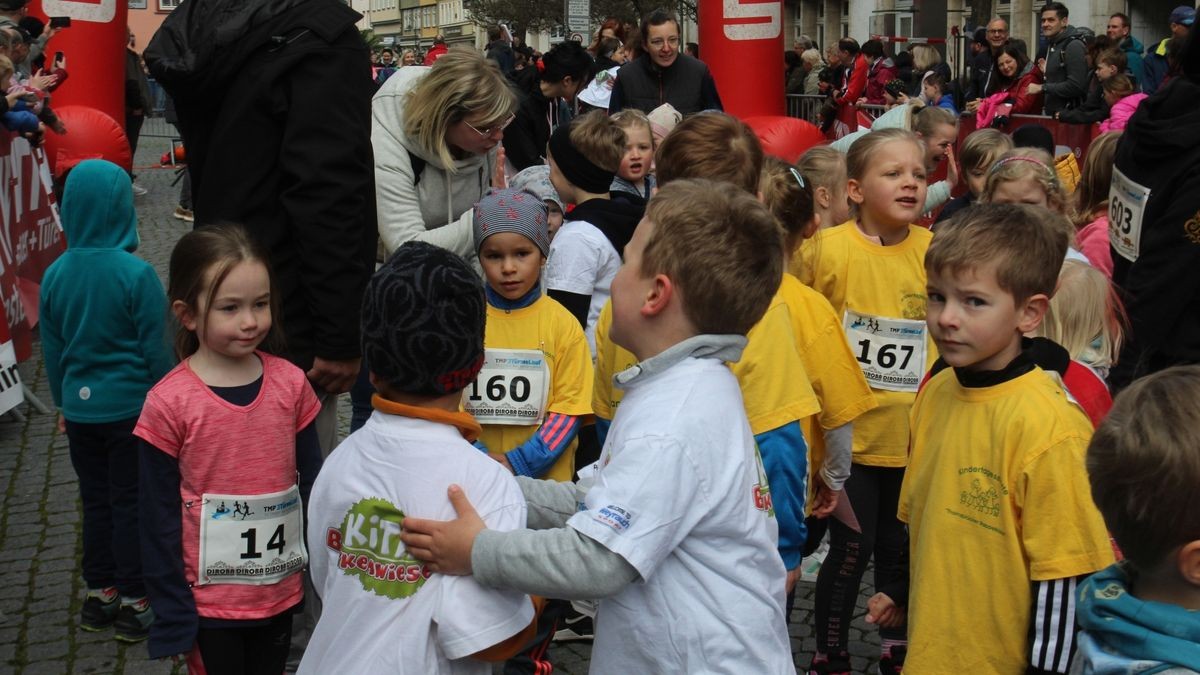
844,310,928,393
463,348,550,426
197,485,307,586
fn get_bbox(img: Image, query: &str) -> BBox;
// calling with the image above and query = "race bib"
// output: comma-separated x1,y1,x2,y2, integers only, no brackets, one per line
844,310,928,393
463,348,550,426
1108,167,1150,262
198,485,307,586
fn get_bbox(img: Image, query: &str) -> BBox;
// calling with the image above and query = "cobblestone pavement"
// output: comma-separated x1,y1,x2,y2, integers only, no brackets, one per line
0,135,882,674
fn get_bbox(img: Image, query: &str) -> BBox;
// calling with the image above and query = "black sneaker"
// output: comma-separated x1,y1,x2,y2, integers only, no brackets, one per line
808,652,852,675
79,593,119,632
878,645,907,674
113,600,154,643
552,610,594,642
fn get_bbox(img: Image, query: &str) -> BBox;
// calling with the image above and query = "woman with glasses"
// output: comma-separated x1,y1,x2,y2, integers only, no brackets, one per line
608,8,723,115
372,47,516,263
503,40,593,175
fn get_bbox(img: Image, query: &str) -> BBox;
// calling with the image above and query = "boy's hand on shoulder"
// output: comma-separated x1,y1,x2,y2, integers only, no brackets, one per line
401,484,487,575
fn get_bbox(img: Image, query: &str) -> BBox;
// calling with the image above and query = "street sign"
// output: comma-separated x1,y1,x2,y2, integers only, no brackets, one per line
565,0,589,34
568,32,584,43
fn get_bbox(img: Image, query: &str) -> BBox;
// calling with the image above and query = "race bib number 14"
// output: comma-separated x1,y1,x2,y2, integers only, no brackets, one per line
198,485,307,586
844,310,928,393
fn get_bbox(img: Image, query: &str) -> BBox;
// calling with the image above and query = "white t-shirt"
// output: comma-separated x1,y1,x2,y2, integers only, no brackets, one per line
566,356,793,674
299,413,533,675
543,219,621,354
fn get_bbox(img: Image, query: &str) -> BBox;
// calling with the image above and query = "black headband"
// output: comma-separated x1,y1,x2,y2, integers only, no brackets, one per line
548,123,614,194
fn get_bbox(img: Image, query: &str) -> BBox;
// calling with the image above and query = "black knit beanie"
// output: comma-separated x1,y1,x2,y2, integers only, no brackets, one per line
361,242,486,396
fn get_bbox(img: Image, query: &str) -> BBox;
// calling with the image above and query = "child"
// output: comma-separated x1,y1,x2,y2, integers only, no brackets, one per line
1032,259,1124,383
1071,131,1121,277
760,156,878,612
1098,74,1146,133
609,109,656,201
509,165,566,240
921,72,957,114
136,225,324,672
1058,48,1127,126
543,110,644,352
40,159,175,642
401,179,795,674
795,127,935,674
934,128,1012,225
593,112,820,603
797,146,850,232
0,54,39,135
898,204,1115,672
468,188,593,482
911,105,959,213
1076,365,1200,673
300,242,539,674
982,148,1076,222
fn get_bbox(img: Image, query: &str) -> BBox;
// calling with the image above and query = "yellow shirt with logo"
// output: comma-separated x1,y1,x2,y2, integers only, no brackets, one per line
477,295,594,482
593,288,821,436
898,367,1114,674
776,273,877,506
794,222,936,466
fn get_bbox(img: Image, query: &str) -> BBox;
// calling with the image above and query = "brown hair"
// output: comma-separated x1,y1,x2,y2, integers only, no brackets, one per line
167,224,281,360
1073,131,1121,227
1088,365,1200,570
959,128,1013,171
760,156,816,253
610,108,654,147
641,179,783,335
569,109,625,173
655,112,763,194
925,203,1068,304
1095,48,1127,72
798,145,846,197
1102,73,1135,98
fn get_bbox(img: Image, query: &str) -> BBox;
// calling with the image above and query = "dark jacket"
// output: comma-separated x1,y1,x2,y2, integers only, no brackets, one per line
505,85,565,174
1043,26,1089,114
608,53,723,115
145,0,376,372
1108,77,1200,390
965,48,993,101
486,39,514,75
1141,37,1171,95
1056,72,1109,124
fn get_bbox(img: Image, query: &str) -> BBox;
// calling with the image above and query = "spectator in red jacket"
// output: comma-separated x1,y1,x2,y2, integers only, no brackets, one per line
968,43,1044,118
423,35,447,65
832,38,867,132
859,39,898,105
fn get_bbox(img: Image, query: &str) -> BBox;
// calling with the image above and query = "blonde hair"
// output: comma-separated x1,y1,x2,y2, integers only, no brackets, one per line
1032,259,1125,370
846,127,923,181
1088,365,1200,571
800,48,822,68
927,203,1067,304
760,156,816,252
911,44,942,72
642,179,783,335
959,128,1013,172
798,145,846,195
568,110,625,173
0,54,12,81
911,105,958,138
983,148,1075,223
610,108,654,147
1102,73,1135,98
1073,131,1121,227
402,48,517,171
655,112,763,194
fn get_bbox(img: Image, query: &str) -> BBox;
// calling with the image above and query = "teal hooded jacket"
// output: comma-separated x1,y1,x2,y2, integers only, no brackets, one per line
40,160,175,422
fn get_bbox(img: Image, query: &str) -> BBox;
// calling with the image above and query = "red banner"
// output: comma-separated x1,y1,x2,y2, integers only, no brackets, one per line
0,134,66,364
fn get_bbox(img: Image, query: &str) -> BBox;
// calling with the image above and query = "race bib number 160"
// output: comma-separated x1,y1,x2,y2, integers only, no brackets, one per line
844,310,928,393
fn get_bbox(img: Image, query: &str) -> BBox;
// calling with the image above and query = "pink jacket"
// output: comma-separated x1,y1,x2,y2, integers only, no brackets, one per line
1077,214,1113,279
1099,93,1148,133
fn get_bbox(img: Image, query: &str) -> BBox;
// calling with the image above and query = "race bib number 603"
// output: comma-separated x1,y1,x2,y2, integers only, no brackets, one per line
1108,166,1151,262
198,485,307,586
844,310,928,393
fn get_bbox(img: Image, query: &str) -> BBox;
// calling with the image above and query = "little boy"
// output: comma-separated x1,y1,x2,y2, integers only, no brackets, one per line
922,73,957,114
402,180,795,674
299,242,538,674
897,204,1114,673
935,128,1013,225
1074,365,1200,673
542,110,644,353
509,165,566,240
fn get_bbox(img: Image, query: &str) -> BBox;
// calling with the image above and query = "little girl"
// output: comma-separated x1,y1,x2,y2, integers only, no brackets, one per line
911,105,959,214
609,109,656,201
1034,259,1125,384
797,146,850,232
763,157,877,620
136,225,323,674
1072,131,1122,277
797,128,935,674
981,148,1088,264
1098,75,1147,133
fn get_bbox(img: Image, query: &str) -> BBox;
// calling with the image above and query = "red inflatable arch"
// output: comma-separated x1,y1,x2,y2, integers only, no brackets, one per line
744,116,826,163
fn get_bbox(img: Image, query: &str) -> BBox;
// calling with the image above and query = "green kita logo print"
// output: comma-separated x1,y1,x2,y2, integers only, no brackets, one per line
326,497,431,599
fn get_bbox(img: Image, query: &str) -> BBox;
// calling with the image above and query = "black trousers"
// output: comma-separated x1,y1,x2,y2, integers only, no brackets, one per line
197,611,293,675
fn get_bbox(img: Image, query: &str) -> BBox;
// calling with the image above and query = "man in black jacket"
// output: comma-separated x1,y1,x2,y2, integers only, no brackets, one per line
1031,2,1089,115
145,0,376,446
608,9,722,115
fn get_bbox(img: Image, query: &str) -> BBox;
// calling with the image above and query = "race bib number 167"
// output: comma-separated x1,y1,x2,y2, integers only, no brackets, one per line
844,310,928,393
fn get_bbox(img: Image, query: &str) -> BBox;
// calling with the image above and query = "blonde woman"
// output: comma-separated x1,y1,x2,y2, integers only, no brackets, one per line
372,48,517,261
909,43,951,96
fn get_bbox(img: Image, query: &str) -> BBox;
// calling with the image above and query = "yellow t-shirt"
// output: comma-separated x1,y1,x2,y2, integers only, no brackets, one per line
794,222,936,466
776,273,877,506
593,288,821,436
898,367,1115,674
474,295,594,482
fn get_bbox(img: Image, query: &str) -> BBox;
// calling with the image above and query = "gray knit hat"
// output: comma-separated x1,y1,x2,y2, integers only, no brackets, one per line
509,165,565,214
361,242,486,396
472,188,551,256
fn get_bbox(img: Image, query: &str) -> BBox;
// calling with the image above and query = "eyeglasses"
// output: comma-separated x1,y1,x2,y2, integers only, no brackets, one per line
987,29,1008,34
648,36,680,49
465,113,515,137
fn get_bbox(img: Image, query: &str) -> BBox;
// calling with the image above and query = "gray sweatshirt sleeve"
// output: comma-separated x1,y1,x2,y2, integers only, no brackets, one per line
471,527,640,600
515,476,578,530
820,423,853,492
